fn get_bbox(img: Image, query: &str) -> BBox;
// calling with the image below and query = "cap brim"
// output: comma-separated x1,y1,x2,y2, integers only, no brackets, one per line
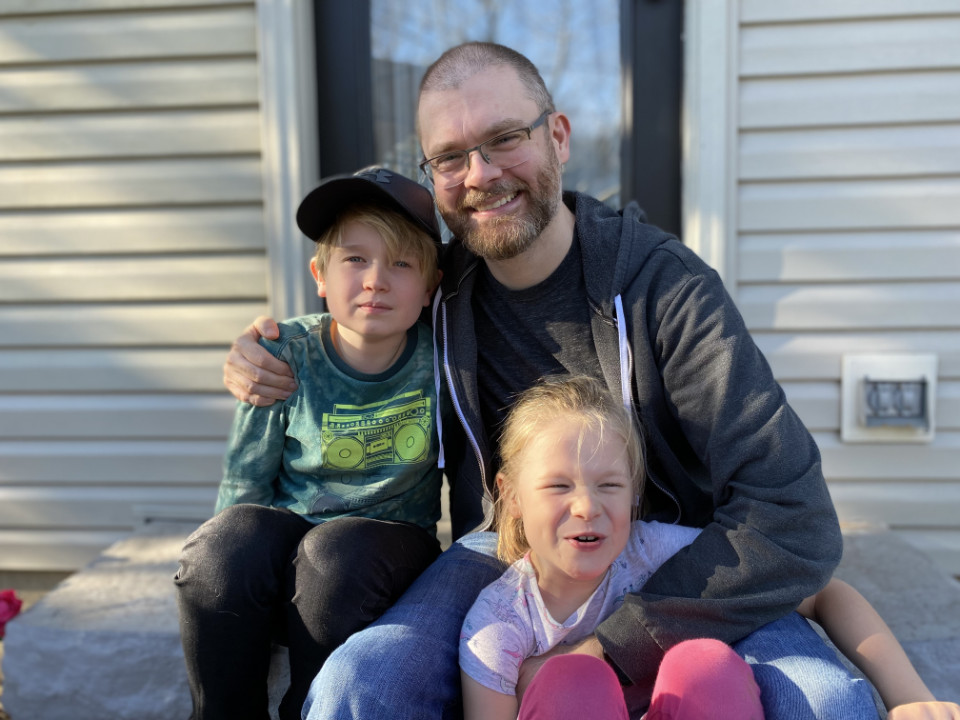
296,175,441,246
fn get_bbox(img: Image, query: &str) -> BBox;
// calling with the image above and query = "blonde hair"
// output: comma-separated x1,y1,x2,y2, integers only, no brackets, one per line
495,375,645,563
313,202,440,287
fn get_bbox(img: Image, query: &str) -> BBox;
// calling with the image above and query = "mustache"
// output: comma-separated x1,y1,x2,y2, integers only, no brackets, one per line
458,180,528,212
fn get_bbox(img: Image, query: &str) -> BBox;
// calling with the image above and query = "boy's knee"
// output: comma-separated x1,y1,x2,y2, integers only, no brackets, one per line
297,516,376,567
176,504,278,586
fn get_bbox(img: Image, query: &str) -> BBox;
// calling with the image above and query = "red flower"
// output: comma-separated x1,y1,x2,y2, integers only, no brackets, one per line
0,588,23,639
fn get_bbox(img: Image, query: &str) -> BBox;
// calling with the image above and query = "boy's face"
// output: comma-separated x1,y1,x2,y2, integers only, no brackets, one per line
312,220,433,349
505,416,634,606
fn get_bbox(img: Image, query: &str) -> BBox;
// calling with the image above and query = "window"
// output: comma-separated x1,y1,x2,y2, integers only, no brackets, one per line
310,0,682,234
369,0,621,207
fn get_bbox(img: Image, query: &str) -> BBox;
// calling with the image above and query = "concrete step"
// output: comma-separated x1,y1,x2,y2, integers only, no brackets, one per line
831,527,960,705
1,522,958,719
1,521,289,720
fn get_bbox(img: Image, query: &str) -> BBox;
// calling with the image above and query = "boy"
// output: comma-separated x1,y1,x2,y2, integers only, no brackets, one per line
174,167,445,720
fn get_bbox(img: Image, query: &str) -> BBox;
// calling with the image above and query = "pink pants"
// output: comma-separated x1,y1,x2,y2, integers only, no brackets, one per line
517,639,765,720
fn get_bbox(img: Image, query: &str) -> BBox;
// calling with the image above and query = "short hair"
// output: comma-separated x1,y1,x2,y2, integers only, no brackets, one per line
418,42,555,117
495,375,646,564
313,202,440,288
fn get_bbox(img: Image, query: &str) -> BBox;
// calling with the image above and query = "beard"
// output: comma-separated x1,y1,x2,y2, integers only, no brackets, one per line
438,151,562,261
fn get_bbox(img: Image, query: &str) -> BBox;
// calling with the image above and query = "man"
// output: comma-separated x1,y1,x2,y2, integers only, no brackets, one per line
224,43,876,719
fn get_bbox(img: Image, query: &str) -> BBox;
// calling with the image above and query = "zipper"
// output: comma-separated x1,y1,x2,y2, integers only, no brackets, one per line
440,295,487,494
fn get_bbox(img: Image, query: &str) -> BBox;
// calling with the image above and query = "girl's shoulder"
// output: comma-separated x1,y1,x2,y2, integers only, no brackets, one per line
626,520,702,563
463,557,538,642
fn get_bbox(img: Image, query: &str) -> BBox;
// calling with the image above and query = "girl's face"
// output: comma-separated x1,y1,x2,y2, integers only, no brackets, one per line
503,416,634,608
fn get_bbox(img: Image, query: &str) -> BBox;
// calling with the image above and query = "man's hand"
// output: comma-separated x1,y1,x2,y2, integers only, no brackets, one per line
516,635,605,701
888,702,960,720
223,316,297,406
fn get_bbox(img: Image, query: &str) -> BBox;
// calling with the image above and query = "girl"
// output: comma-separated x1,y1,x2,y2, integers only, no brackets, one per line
459,375,960,720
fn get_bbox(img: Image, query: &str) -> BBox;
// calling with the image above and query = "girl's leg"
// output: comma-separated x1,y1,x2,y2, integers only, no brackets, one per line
279,517,441,720
517,655,629,720
646,639,764,720
174,504,312,720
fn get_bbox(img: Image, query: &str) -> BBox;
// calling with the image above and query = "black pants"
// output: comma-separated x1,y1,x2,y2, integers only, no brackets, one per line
174,504,441,720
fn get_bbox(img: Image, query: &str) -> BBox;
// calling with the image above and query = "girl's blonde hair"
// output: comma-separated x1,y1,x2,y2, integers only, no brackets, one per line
495,375,646,563
313,202,440,287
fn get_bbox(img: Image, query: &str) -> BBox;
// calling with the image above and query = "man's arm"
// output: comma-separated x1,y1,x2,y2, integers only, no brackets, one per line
223,316,297,406
597,257,842,692
799,579,960,719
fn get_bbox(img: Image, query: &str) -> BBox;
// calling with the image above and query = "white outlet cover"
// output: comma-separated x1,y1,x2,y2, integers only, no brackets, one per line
841,354,938,443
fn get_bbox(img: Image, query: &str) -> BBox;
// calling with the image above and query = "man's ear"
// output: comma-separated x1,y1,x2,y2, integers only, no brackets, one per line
548,111,572,165
496,472,522,518
309,258,327,298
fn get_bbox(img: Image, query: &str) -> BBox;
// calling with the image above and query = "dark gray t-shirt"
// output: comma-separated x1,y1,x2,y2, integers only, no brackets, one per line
473,234,603,463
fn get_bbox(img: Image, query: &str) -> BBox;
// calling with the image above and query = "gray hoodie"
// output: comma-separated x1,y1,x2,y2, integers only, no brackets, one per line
435,191,842,701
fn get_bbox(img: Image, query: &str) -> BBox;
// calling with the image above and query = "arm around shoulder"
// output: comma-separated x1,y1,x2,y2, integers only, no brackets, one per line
223,316,297,406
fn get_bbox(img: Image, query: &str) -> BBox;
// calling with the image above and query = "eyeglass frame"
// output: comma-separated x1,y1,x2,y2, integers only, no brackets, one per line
418,109,554,185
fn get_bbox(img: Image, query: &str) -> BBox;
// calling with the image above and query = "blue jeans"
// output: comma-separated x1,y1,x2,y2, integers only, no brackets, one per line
302,532,877,720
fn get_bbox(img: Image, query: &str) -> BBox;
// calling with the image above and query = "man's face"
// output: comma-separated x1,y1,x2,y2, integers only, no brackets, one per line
418,67,566,261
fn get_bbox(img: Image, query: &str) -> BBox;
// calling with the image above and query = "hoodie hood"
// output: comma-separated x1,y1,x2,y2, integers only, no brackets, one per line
574,192,677,317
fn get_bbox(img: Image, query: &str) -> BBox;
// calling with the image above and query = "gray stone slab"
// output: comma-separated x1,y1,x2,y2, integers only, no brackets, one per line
834,528,960,705
2,522,198,720
2,521,292,720
2,522,957,719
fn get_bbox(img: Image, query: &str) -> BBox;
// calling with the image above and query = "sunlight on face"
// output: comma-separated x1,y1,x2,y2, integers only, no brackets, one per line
507,416,634,616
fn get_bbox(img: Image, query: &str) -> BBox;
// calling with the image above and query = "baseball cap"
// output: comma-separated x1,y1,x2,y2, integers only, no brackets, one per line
296,166,441,246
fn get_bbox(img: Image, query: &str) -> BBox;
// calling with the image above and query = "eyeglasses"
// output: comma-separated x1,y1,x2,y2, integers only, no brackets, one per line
419,110,553,189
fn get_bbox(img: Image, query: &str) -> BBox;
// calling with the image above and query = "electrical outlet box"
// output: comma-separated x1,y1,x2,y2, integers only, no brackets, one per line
841,354,937,443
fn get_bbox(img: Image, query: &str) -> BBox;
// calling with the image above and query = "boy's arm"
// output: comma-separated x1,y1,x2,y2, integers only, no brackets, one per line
223,316,297,406
461,672,518,720
216,357,289,512
216,401,285,512
798,579,960,718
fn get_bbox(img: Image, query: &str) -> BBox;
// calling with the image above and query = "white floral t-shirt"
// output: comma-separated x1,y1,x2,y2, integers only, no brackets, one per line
459,520,702,695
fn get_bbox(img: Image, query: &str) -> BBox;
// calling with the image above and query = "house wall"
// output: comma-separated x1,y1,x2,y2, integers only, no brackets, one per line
735,1,960,573
0,0,268,570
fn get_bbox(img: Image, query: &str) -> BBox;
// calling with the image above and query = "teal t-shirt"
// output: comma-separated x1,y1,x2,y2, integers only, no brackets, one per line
217,313,444,536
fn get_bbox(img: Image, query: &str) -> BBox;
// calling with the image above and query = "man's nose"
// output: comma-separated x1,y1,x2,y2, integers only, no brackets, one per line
462,148,502,188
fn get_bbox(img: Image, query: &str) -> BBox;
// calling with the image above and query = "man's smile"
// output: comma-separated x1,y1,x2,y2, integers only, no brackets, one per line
473,192,518,212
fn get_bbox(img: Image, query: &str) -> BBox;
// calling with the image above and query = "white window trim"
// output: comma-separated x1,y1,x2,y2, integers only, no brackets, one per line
256,0,321,320
682,0,739,292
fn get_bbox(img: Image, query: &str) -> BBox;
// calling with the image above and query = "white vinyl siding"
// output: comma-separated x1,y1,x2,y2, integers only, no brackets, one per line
0,0,267,570
736,1,960,574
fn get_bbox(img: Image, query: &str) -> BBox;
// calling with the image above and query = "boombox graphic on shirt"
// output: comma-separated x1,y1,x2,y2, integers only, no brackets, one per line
319,390,433,471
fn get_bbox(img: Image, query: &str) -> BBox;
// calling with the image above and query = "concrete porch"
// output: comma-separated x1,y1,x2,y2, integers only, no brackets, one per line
1,522,958,719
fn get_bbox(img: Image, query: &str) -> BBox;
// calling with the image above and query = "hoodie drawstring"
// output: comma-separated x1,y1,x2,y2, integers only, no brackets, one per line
615,293,682,522
431,292,445,469
613,294,634,415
